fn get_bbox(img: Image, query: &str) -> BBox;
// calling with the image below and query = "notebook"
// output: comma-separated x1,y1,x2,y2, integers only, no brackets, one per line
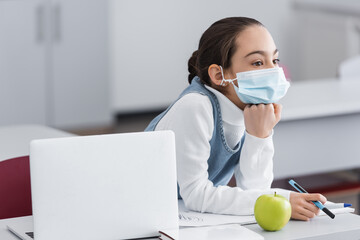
7,131,178,240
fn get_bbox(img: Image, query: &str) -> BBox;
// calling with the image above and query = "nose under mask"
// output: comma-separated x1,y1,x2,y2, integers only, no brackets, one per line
220,66,290,104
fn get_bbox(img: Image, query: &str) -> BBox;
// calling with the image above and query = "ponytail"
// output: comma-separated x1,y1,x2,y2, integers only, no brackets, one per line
188,50,199,83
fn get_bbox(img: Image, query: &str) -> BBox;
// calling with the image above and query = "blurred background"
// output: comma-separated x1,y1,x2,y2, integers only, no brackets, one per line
1,0,360,212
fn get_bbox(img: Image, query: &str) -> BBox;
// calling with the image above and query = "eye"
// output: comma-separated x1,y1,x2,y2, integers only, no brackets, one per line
273,58,280,65
252,61,263,67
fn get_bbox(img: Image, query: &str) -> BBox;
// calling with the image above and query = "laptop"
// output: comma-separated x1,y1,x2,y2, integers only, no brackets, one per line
7,131,179,240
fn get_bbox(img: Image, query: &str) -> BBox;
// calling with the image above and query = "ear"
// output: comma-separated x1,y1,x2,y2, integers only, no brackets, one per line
208,64,224,86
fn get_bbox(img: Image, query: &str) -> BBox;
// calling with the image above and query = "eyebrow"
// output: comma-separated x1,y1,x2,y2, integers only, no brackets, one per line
244,49,279,58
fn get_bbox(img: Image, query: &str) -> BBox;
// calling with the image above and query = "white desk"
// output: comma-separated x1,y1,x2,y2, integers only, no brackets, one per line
246,213,360,240
274,78,360,179
0,124,74,162
1,214,360,240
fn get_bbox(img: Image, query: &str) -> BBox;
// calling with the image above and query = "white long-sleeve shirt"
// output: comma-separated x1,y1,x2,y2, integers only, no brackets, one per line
155,85,291,215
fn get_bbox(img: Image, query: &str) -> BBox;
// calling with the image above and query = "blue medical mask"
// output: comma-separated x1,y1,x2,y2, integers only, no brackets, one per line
220,66,290,104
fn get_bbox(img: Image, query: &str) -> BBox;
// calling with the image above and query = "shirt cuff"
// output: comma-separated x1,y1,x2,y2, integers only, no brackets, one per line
244,129,273,144
271,188,293,201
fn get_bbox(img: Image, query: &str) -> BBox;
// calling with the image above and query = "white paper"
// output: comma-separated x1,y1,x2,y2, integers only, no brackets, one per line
318,207,355,216
178,200,256,227
317,200,355,217
179,224,264,240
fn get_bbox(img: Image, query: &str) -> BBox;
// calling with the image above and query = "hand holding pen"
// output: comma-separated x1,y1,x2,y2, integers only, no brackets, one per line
289,179,335,219
288,191,328,221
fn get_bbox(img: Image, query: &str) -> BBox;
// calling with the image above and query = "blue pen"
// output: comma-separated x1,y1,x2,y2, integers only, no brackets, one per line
288,179,335,219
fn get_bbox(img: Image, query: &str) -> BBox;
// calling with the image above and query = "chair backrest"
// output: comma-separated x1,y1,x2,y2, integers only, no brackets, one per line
0,156,32,219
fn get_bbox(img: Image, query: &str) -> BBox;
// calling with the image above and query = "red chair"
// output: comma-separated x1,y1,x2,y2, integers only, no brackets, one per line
0,156,32,219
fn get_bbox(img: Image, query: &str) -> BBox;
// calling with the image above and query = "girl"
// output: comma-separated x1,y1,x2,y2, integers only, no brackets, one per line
145,17,326,221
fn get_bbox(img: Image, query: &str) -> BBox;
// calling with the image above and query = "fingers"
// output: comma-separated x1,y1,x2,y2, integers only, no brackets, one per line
292,204,317,221
245,104,276,117
243,104,276,138
292,213,310,221
290,192,325,221
273,103,282,122
292,208,315,221
303,201,321,216
304,193,327,204
299,203,320,220
244,104,275,116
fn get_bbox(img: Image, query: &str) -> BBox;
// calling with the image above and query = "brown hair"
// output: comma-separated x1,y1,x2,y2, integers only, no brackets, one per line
188,17,263,84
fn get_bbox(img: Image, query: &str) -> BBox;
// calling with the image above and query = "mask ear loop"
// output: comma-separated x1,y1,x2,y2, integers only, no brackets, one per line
219,66,237,86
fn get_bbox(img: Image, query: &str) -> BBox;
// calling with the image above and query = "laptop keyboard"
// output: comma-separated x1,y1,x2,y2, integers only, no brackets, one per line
26,232,34,238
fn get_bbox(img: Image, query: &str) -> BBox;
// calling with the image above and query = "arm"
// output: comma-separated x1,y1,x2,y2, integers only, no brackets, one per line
156,94,290,215
234,131,274,191
238,103,327,220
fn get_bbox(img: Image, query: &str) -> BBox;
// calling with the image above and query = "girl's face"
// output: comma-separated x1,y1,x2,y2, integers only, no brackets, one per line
214,25,279,110
225,25,279,81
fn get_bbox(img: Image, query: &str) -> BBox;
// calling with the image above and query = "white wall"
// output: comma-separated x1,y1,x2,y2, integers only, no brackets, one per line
110,0,295,113
290,0,360,81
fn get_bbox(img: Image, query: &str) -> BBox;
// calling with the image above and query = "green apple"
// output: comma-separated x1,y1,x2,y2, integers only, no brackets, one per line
254,192,291,231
